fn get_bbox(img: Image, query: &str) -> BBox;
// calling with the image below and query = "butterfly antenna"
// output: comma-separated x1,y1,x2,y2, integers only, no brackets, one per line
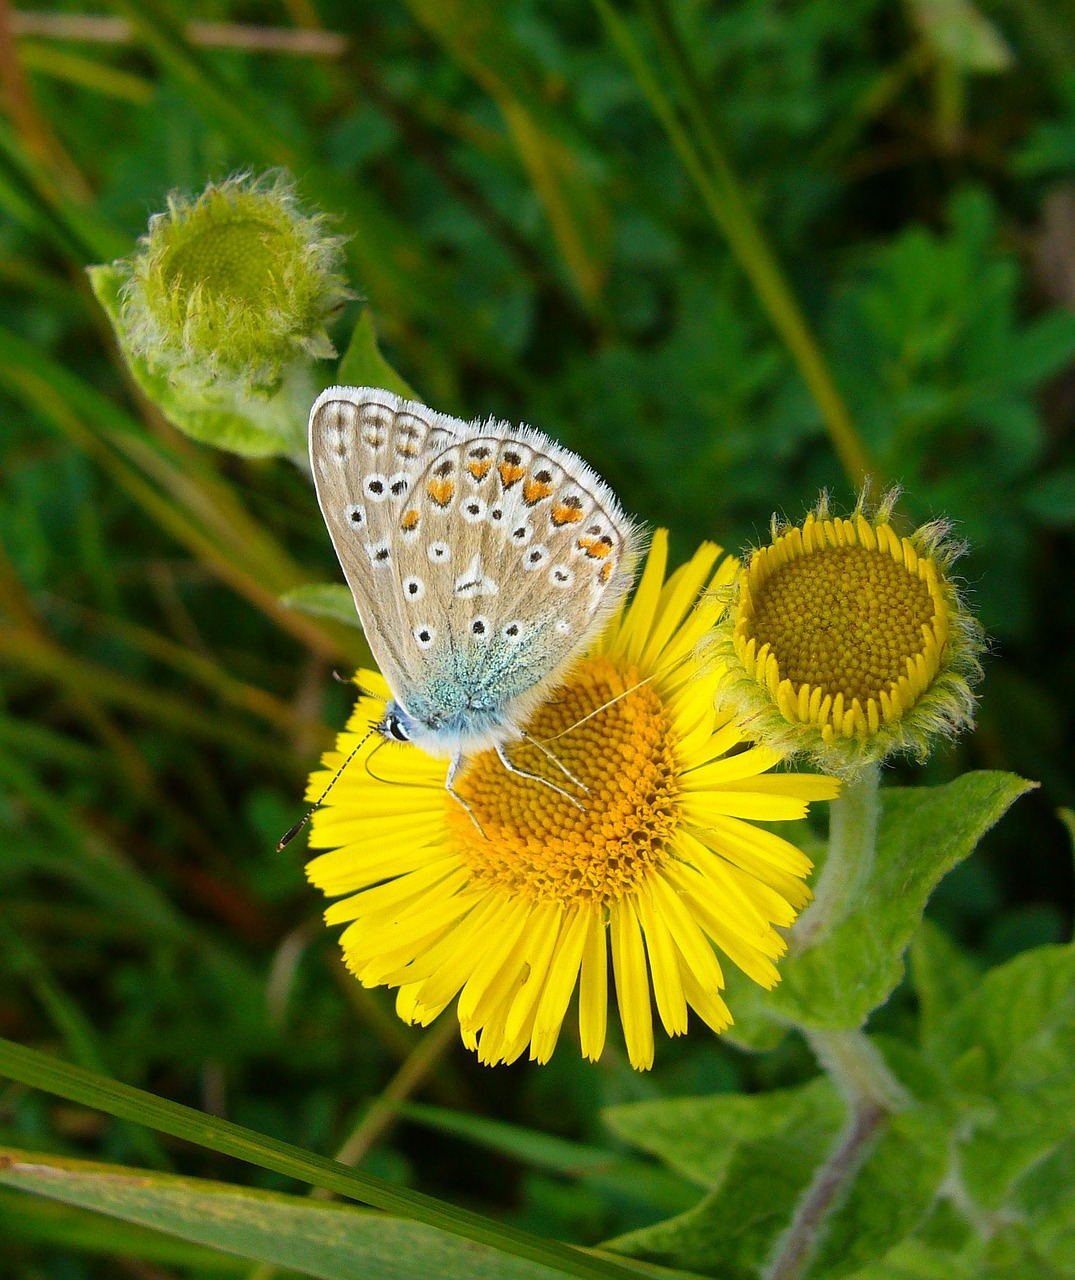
541,674,657,741
277,725,376,851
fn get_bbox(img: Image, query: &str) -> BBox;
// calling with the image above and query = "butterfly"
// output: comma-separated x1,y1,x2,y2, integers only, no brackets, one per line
308,386,643,814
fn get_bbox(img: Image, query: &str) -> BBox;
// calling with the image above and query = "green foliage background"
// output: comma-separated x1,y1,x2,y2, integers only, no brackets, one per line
0,1,1074,1278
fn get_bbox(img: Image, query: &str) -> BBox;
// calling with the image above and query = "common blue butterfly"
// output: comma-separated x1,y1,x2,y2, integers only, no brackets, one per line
309,386,642,812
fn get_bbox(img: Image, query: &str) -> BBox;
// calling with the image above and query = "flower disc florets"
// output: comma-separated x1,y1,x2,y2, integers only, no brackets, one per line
714,492,984,774
119,171,351,392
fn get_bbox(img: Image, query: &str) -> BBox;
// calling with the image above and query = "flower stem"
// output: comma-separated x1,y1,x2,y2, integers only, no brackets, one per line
794,761,880,950
765,1030,908,1280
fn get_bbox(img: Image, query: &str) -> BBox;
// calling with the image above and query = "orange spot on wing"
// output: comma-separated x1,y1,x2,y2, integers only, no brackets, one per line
523,478,554,505
600,559,614,583
467,459,493,480
551,500,584,526
400,508,420,531
427,478,455,507
499,462,526,488
577,535,613,559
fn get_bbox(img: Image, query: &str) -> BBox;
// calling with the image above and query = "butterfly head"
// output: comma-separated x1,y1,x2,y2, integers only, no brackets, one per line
377,699,422,745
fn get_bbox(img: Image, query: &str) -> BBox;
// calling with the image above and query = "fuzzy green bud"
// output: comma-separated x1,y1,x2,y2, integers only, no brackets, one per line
121,171,350,393
89,171,354,456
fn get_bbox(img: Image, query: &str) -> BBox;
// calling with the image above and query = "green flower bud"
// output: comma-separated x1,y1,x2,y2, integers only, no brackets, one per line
119,171,351,395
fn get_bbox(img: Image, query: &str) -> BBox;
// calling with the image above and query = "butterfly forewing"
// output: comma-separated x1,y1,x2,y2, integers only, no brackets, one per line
309,387,463,694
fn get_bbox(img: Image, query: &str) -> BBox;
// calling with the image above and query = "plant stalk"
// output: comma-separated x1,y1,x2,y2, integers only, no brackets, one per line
793,762,881,950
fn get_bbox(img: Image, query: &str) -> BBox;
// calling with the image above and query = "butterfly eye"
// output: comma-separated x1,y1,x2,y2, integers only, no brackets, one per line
413,625,436,649
550,564,574,587
461,497,486,523
344,504,365,527
502,621,525,643
386,713,410,742
427,541,451,563
364,474,388,502
523,544,549,570
470,616,489,640
403,576,425,602
364,540,391,567
511,523,532,543
388,473,409,497
555,618,572,636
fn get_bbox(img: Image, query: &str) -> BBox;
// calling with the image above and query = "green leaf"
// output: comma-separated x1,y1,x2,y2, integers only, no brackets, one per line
0,1040,646,1280
909,920,982,1046
337,307,419,400
0,1148,569,1280
926,943,1075,1208
88,263,311,458
1013,1137,1075,1270
603,1079,843,1278
764,773,1035,1030
279,584,362,629
843,1239,977,1279
604,1078,841,1192
604,1081,949,1279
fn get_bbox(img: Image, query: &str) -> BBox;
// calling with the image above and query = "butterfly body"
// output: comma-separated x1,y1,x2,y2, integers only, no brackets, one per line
309,386,641,779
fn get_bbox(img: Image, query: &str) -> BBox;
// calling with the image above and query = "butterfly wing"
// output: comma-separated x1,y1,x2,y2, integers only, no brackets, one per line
308,386,465,697
388,423,642,737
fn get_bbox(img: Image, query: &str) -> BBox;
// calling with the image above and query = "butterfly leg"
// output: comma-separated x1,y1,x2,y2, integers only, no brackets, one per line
495,744,585,810
521,731,590,795
445,751,487,837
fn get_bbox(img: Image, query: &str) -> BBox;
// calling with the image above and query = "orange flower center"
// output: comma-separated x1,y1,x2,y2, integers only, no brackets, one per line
448,657,679,905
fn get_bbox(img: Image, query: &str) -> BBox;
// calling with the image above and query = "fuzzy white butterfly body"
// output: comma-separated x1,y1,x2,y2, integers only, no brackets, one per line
309,386,641,794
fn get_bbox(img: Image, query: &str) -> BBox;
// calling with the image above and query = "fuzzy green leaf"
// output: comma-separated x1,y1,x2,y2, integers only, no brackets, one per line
279,583,362,629
763,773,1034,1031
337,307,418,400
604,1080,949,1280
909,920,983,1046
88,263,310,458
926,943,1075,1208
0,1148,568,1280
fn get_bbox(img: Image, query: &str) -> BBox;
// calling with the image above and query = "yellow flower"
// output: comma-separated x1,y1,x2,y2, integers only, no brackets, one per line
306,533,838,1070
715,492,984,775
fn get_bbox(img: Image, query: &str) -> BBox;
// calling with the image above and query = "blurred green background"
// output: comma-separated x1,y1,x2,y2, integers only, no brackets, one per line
1,0,1073,1274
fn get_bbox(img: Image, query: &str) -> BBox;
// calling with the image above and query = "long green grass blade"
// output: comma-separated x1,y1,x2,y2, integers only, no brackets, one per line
0,1148,569,1280
0,1040,654,1280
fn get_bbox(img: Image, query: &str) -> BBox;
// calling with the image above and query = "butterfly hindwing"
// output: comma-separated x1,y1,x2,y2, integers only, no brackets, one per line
390,427,639,725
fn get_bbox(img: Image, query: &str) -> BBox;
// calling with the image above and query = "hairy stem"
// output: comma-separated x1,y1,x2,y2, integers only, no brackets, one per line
794,762,880,950
765,1094,886,1280
766,1029,908,1280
